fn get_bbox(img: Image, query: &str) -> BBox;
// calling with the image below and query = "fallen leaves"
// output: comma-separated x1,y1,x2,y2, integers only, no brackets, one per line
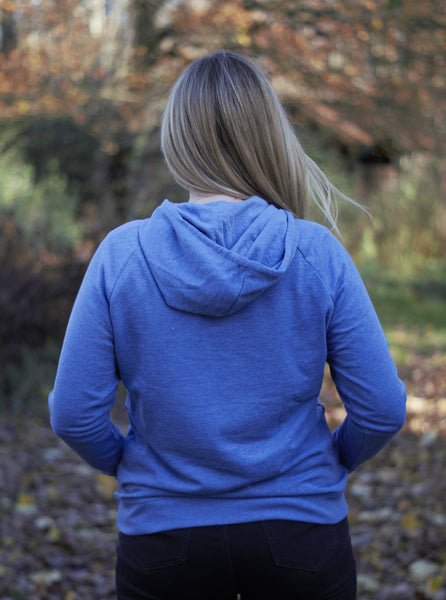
1,352,445,599
345,430,446,599
0,420,118,599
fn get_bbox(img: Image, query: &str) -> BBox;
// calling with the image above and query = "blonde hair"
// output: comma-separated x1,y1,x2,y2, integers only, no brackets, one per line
161,50,358,231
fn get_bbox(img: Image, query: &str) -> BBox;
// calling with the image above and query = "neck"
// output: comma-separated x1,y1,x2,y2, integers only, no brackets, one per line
188,192,243,204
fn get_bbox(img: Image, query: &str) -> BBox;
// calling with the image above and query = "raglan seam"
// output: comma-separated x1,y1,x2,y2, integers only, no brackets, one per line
109,247,140,301
294,243,336,306
101,223,144,302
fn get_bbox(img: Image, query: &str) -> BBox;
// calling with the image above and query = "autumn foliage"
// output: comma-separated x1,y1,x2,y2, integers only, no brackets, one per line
1,0,445,152
1,7,445,598
0,0,445,379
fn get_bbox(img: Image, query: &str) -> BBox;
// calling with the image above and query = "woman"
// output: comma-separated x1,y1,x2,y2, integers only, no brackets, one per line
49,50,406,600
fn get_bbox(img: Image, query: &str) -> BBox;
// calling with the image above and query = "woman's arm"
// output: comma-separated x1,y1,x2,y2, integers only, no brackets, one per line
326,240,406,472
48,240,126,476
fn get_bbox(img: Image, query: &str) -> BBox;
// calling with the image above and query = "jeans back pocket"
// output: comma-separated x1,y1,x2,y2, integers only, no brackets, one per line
118,527,191,572
262,518,348,572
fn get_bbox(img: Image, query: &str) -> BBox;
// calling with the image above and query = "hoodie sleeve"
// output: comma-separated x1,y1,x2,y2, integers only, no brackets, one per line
324,234,406,473
48,233,128,476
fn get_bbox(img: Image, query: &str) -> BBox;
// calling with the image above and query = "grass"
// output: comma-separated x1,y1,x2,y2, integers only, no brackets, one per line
359,260,446,365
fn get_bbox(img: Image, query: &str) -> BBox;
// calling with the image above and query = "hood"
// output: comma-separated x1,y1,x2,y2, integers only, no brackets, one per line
140,197,298,317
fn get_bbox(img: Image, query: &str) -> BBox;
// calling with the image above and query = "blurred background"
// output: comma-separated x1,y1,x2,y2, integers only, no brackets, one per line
0,0,445,400
0,1,445,599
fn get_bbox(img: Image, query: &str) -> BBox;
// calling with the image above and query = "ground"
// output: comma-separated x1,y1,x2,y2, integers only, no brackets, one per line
0,354,445,600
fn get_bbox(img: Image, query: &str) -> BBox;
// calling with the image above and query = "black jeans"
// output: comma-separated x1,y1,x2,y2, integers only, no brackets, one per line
115,517,356,600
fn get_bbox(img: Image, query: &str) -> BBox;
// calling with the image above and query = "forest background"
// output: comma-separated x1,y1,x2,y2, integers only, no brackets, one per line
0,1,445,599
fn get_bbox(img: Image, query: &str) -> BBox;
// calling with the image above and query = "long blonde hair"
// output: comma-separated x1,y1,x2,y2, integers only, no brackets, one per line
161,50,357,231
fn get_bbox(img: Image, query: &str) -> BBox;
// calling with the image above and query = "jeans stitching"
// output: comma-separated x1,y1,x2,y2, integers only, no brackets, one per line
118,528,191,572
261,519,344,572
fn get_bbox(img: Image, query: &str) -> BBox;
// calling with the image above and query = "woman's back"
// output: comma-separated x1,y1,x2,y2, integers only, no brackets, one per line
50,196,405,538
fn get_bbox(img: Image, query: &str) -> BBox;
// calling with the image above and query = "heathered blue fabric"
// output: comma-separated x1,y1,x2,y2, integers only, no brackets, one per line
49,197,406,534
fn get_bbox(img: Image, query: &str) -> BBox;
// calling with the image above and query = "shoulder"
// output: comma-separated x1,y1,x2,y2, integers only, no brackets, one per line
101,219,145,248
292,219,359,297
96,219,146,258
294,219,351,268
86,220,147,295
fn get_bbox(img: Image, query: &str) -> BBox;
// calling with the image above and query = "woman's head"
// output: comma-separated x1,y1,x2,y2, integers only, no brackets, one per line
161,50,355,228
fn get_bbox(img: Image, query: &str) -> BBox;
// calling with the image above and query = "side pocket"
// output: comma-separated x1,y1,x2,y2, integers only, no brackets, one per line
117,528,191,572
262,518,348,572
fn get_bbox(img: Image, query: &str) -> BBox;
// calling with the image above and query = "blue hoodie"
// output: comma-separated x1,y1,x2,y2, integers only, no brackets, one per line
49,197,406,535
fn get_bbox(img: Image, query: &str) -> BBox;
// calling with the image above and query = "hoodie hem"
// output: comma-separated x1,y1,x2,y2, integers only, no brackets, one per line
115,493,349,535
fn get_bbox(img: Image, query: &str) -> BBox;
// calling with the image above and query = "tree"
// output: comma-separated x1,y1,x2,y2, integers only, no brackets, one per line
0,7,17,56
1,0,445,154
0,0,445,215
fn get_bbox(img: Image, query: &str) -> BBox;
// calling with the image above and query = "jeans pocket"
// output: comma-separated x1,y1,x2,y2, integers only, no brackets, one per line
117,527,191,572
262,518,349,572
